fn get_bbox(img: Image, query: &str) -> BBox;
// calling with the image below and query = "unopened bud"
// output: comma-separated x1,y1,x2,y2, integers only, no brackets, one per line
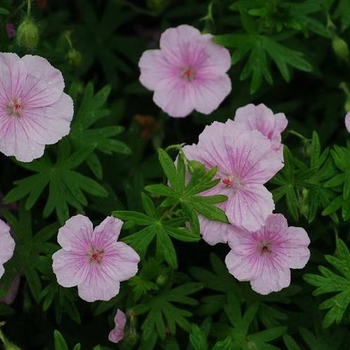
16,18,39,50
188,160,205,175
156,274,168,286
332,36,349,61
67,48,82,67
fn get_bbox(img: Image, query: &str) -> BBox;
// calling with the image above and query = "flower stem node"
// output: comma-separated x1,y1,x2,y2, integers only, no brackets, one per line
16,17,39,50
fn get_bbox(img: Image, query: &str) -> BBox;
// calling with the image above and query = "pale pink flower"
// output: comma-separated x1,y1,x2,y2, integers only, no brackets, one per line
0,53,74,162
52,215,140,302
109,309,126,343
0,219,15,279
139,25,231,118
345,112,350,133
183,119,283,231
198,215,234,246
0,275,21,305
225,214,310,295
5,24,16,39
234,103,288,153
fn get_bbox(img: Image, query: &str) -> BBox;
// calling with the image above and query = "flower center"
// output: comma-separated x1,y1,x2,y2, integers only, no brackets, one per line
87,248,104,264
221,175,242,191
7,98,23,117
179,66,196,81
258,241,271,255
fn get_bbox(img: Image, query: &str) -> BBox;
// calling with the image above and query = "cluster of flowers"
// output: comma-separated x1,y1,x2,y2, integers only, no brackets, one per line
138,24,311,295
182,104,311,294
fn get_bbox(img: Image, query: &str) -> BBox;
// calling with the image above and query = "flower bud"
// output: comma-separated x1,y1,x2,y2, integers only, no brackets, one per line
187,160,205,175
67,48,82,67
332,36,349,61
16,17,39,50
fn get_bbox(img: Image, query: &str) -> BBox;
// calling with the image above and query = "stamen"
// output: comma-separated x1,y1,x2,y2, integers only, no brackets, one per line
88,248,104,264
7,98,23,117
180,66,196,81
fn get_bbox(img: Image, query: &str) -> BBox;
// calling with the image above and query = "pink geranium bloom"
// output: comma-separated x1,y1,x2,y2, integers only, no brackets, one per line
0,219,15,279
109,309,126,343
139,25,231,118
183,119,283,231
225,214,310,295
345,112,350,133
234,103,288,152
0,53,74,162
52,215,140,302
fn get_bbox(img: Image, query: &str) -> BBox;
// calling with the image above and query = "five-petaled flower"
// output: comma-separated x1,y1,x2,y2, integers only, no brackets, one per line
225,214,310,295
0,53,74,162
139,24,232,118
0,219,15,280
52,215,140,302
109,309,126,344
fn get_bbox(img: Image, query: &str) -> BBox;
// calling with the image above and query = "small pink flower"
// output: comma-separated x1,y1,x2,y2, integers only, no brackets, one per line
0,219,15,279
139,25,232,118
109,309,126,343
234,103,288,152
183,119,283,231
52,215,140,302
225,214,310,295
345,112,350,133
0,53,74,162
0,275,21,305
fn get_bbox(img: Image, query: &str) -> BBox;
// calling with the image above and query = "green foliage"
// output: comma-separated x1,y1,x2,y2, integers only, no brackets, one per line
54,330,81,350
304,237,350,328
4,140,108,224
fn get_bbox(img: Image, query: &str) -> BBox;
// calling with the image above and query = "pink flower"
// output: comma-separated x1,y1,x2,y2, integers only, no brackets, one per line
345,112,350,133
139,25,231,118
225,214,310,295
0,275,21,305
0,219,15,279
234,103,288,152
183,119,283,231
0,53,74,162
52,215,140,302
109,309,126,343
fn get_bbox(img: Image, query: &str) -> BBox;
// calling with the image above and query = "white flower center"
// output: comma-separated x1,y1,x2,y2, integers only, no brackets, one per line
179,66,196,81
87,247,105,264
258,241,272,255
7,98,23,117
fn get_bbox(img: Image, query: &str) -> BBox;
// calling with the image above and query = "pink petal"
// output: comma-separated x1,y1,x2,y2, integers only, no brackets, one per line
139,50,176,91
153,83,195,118
226,184,275,231
20,55,65,107
93,216,124,244
160,25,201,53
0,220,15,269
77,265,121,302
250,261,291,295
188,74,231,114
199,215,233,245
101,242,140,282
0,53,27,100
109,309,126,343
57,215,93,252
18,93,73,145
52,250,87,287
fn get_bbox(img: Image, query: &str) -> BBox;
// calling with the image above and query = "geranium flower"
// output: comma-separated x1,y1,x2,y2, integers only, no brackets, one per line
109,309,126,343
183,119,283,231
225,214,310,295
0,53,74,162
139,24,231,118
0,219,15,279
234,103,288,153
52,215,140,302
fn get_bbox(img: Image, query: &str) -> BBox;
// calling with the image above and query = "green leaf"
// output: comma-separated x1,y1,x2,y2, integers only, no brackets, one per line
304,237,350,327
54,330,68,350
0,7,9,15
